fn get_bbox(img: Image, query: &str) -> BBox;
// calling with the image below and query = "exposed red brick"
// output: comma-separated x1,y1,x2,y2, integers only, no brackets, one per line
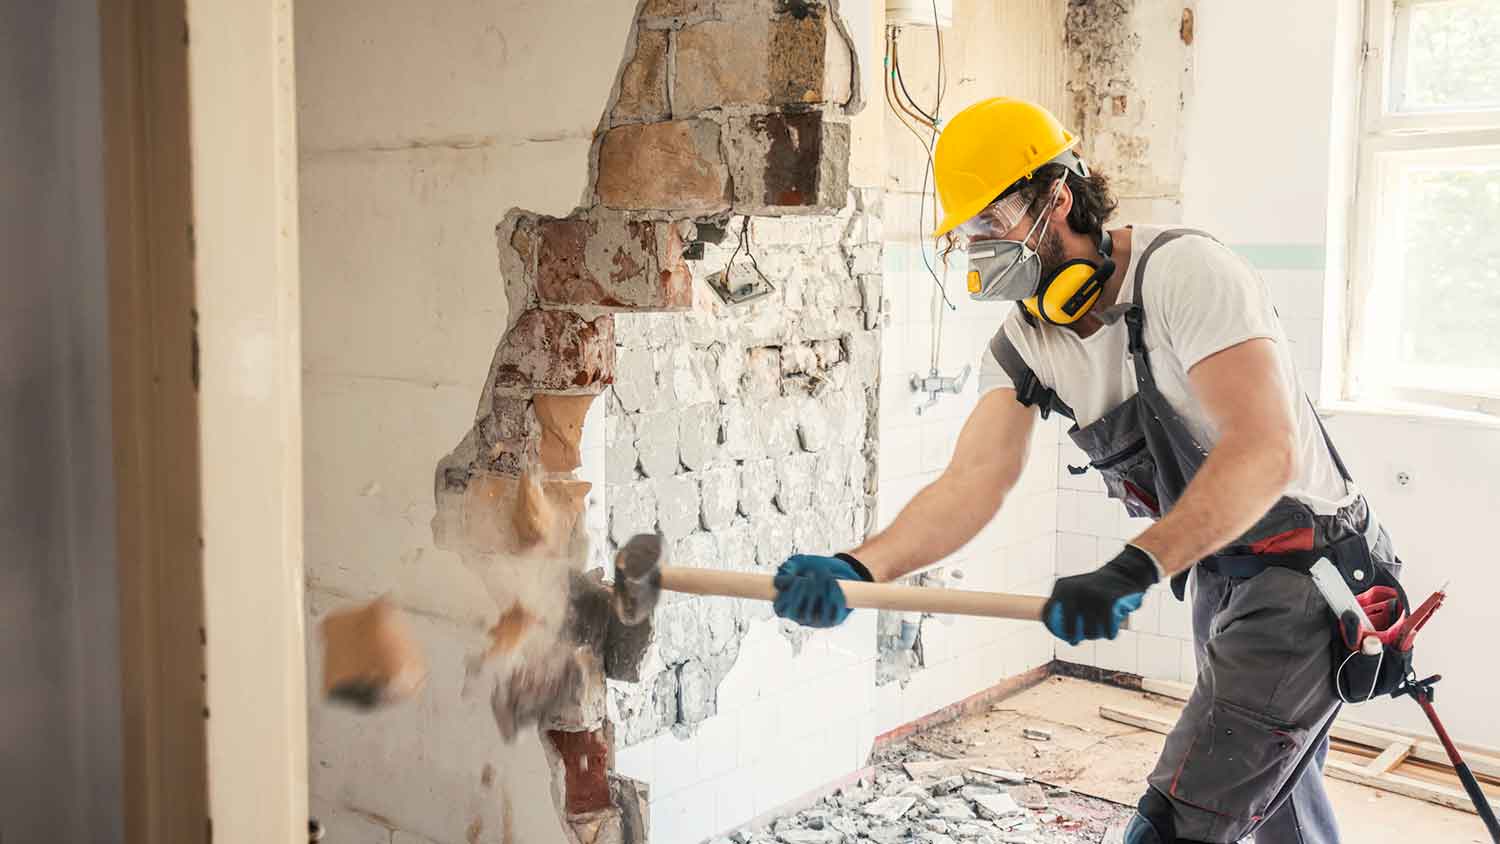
596,121,730,215
613,29,669,123
491,310,615,393
726,111,849,213
481,397,539,476
672,8,844,116
547,728,614,815
536,215,692,311
533,393,596,472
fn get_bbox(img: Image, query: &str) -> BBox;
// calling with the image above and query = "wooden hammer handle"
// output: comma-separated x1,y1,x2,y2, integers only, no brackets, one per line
657,566,1047,621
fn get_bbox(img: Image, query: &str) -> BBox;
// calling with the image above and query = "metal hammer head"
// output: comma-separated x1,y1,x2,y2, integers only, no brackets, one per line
612,533,665,625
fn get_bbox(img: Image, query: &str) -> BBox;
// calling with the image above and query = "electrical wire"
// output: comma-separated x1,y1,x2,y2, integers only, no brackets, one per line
885,24,955,317
724,216,772,292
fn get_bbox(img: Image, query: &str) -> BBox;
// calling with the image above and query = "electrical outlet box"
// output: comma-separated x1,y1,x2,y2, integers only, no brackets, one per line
886,0,952,29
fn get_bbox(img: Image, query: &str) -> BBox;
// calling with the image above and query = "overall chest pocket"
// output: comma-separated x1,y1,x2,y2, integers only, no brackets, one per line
1092,437,1162,519
1070,394,1164,520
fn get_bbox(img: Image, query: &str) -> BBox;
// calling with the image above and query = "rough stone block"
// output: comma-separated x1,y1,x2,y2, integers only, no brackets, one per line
666,346,713,405
635,412,681,479
491,310,615,393
678,659,715,724
678,402,722,471
742,346,783,400
738,459,778,519
673,20,771,116
754,514,796,567
674,532,721,577
726,111,850,215
597,120,731,215
796,399,829,452
698,467,738,530
760,396,800,456
534,393,596,472
613,348,663,412
793,509,832,554
536,212,692,311
775,453,816,514
546,728,614,814
609,481,659,546
656,601,705,665
612,29,670,123
605,413,640,483
722,403,767,461
715,519,756,570
610,775,651,844
657,475,701,541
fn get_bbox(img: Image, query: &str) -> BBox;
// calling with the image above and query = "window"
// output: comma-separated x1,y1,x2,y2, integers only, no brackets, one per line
1348,0,1500,416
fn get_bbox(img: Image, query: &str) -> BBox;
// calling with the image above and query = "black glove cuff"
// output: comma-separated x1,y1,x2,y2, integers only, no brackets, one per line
834,553,876,583
1112,544,1163,588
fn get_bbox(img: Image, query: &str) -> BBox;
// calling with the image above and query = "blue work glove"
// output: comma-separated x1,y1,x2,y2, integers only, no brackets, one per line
1042,545,1161,645
773,553,874,628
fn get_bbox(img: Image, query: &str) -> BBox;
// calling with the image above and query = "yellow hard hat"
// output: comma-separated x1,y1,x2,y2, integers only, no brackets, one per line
932,98,1080,238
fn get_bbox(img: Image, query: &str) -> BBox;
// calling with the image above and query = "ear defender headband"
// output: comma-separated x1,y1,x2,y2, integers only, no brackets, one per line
1022,229,1115,325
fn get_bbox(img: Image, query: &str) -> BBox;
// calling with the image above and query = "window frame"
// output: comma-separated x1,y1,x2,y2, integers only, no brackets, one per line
1344,0,1500,417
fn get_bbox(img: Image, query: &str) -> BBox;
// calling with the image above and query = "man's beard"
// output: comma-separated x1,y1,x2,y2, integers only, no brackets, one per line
1034,225,1068,278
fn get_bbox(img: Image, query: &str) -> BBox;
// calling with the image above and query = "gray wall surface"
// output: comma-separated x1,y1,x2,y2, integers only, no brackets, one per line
1,0,124,840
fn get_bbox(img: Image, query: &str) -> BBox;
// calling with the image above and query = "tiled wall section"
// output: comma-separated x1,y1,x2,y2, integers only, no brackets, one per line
873,189,1058,704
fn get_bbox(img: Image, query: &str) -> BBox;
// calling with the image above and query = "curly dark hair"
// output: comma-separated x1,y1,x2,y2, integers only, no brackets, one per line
1009,162,1118,239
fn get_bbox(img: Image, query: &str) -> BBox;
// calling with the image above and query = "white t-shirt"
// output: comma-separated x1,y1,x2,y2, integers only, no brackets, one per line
978,224,1355,516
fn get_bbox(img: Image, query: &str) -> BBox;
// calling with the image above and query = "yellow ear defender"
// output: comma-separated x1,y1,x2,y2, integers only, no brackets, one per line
1021,230,1115,325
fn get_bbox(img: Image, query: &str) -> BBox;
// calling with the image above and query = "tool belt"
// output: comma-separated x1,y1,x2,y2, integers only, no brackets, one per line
1190,531,1414,703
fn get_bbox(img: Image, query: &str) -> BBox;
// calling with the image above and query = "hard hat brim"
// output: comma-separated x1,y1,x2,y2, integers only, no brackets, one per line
931,136,1082,239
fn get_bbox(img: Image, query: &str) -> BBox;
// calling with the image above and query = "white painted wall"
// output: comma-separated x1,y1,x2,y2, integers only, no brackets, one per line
296,2,636,841
1055,0,1500,749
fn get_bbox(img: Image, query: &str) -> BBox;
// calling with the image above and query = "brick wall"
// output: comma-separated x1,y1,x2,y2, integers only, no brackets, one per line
602,197,882,749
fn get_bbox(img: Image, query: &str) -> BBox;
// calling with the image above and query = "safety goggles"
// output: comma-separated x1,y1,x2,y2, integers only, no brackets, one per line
954,191,1033,241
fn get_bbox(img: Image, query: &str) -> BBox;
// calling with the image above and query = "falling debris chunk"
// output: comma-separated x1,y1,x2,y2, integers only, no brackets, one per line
775,830,844,844
1021,727,1053,742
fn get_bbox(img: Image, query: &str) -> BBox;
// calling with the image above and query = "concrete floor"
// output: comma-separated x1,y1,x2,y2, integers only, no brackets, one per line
905,675,1490,844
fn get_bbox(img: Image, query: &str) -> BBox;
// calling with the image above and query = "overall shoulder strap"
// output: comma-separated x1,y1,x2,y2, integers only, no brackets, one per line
1133,228,1357,489
988,329,1075,421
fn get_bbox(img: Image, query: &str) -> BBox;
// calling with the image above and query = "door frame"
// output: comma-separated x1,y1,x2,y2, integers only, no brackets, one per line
101,0,307,840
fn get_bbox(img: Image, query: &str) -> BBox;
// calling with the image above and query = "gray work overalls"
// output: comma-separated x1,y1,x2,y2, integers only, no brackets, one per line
991,229,1400,844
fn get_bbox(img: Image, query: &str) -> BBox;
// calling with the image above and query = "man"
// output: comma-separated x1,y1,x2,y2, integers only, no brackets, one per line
771,97,1401,844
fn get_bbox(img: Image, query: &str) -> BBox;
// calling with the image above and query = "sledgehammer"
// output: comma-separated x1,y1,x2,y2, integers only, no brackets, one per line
612,533,1047,625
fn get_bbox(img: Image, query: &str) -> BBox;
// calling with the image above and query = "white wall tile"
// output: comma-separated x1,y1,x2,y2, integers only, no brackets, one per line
1055,532,1098,577
1095,631,1139,674
1158,592,1194,640
651,732,703,799
694,713,740,782
1180,641,1200,686
1137,633,1182,682
714,769,757,837
1056,639,1096,668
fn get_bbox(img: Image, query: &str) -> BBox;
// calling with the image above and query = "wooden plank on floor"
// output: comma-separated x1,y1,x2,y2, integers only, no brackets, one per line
1325,759,1478,815
1099,706,1173,735
1141,679,1500,782
1364,739,1416,776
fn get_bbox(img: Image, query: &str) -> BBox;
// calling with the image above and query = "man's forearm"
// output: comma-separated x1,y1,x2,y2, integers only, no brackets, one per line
1131,430,1298,576
849,472,1008,582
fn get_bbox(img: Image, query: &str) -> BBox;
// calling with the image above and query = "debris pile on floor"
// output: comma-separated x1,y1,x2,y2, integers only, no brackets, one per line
715,737,1129,844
